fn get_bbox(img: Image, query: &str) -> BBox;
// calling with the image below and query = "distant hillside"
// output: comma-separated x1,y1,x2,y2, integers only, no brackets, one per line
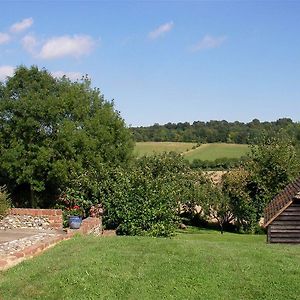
131,118,300,144
134,142,249,162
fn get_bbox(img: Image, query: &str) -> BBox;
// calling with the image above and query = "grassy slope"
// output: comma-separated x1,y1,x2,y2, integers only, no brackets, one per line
134,142,196,157
135,142,249,161
0,230,299,300
184,143,249,162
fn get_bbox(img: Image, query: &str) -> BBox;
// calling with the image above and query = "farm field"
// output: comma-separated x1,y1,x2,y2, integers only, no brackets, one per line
134,142,197,157
0,230,299,300
135,142,249,161
184,143,249,161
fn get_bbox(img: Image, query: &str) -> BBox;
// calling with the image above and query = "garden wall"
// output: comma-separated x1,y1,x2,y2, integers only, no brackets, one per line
0,208,63,230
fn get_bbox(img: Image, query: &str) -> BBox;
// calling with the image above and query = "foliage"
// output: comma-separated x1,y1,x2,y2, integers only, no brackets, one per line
66,205,84,217
200,182,234,233
245,133,300,220
190,156,248,170
0,66,133,208
222,169,256,232
1,233,300,300
0,186,11,219
206,134,300,233
101,153,192,237
131,118,300,145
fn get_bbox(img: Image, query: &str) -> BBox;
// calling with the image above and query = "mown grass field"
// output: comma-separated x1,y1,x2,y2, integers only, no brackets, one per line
0,229,299,300
184,143,249,162
135,142,249,161
134,142,197,157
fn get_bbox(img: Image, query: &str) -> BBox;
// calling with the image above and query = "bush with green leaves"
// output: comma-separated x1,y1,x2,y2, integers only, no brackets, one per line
102,153,193,237
0,186,11,219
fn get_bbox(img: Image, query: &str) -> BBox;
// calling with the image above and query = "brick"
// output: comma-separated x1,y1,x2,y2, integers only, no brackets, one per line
55,209,63,216
13,252,25,258
25,209,32,215
0,260,8,267
22,245,38,256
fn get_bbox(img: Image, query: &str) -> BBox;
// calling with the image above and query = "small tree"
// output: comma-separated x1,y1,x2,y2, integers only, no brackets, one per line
201,182,234,234
222,169,256,232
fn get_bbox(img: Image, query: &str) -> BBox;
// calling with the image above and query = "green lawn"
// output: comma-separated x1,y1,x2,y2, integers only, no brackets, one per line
184,143,249,161
0,230,299,300
134,142,196,157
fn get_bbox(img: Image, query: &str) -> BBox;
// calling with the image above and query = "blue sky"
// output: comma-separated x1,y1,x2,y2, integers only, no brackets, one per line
0,1,300,126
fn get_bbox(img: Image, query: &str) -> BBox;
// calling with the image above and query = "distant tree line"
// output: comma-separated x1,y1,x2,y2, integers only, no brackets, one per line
131,119,300,144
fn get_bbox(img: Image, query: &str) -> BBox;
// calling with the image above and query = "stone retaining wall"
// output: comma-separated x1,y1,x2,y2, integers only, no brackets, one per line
0,208,63,230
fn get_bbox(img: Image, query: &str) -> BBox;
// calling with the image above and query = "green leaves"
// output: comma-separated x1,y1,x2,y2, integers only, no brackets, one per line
101,153,189,237
0,66,133,207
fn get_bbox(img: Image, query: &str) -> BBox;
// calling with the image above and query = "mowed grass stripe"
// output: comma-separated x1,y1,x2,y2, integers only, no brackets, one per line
0,231,299,300
134,142,196,157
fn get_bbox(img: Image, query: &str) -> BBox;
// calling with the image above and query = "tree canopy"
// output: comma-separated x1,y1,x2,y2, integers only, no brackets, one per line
0,66,134,207
131,118,300,145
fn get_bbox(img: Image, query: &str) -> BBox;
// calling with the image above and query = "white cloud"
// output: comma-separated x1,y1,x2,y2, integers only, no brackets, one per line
148,21,174,40
0,32,10,45
191,35,227,52
52,71,82,80
0,65,14,81
21,34,38,54
38,35,95,59
10,18,33,33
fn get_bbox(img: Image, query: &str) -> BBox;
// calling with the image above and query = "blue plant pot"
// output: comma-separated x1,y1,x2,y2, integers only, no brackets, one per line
69,216,82,229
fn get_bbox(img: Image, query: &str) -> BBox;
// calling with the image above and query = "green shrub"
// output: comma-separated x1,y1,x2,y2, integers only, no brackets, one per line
0,186,11,219
102,153,190,237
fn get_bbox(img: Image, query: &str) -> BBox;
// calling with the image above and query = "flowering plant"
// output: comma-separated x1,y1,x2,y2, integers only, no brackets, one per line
89,203,104,218
66,205,84,217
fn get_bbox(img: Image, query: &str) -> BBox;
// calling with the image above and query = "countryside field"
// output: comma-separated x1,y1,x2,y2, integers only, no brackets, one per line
134,142,197,157
134,142,249,161
0,230,299,300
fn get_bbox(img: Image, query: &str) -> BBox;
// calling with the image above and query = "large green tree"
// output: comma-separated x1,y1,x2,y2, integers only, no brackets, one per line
0,66,133,207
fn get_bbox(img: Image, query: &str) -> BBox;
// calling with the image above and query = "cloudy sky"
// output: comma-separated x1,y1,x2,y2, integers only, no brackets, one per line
0,1,300,126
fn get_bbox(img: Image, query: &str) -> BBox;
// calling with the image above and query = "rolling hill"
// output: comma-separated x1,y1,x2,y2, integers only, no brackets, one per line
134,142,249,161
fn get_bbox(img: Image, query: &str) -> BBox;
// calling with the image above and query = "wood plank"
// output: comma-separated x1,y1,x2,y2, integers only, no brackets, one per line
276,215,300,221
272,221,300,226
284,207,300,211
270,238,300,243
270,229,300,233
271,233,300,237
280,211,300,216
270,225,300,230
